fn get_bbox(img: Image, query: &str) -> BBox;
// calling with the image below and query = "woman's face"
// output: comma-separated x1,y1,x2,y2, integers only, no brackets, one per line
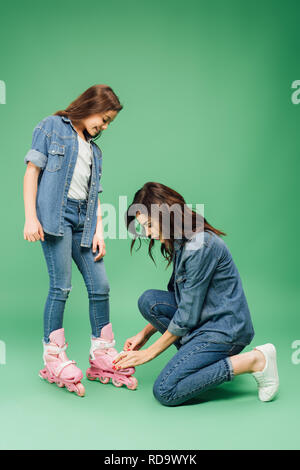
82,110,118,137
136,212,164,242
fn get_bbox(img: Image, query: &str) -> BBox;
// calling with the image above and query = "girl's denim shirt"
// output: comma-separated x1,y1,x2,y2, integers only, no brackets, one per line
167,230,255,346
24,115,103,248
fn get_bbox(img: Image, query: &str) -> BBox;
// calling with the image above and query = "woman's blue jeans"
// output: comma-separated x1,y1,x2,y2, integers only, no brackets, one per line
40,197,110,343
138,289,245,406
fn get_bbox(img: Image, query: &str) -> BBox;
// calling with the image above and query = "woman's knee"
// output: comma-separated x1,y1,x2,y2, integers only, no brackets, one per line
152,377,176,407
138,289,157,318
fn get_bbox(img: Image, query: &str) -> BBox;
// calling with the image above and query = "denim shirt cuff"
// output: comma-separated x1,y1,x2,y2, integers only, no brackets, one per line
167,321,189,337
24,149,47,169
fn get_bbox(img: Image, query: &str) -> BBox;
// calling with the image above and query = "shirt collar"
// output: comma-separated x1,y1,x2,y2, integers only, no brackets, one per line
174,239,186,252
174,230,204,252
61,115,93,143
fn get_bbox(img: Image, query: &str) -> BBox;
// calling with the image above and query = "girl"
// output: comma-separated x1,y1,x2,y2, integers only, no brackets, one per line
113,182,280,406
23,85,137,397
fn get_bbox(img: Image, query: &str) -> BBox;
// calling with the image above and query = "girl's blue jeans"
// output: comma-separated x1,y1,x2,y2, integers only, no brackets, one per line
138,289,246,406
40,197,110,343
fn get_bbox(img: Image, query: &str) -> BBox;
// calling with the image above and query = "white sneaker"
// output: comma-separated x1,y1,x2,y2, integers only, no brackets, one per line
251,343,279,402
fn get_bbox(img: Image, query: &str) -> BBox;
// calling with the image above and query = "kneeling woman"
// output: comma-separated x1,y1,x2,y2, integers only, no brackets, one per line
113,182,279,406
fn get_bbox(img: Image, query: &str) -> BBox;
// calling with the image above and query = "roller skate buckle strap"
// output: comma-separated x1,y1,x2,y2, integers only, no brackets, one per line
54,360,77,378
90,338,116,359
93,339,116,349
43,341,68,356
42,341,76,377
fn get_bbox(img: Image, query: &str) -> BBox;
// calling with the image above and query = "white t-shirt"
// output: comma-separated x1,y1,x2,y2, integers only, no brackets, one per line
68,134,93,200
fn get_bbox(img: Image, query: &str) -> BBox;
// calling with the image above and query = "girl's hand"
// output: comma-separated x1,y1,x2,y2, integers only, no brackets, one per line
112,349,152,370
124,331,150,351
92,234,106,261
24,217,45,242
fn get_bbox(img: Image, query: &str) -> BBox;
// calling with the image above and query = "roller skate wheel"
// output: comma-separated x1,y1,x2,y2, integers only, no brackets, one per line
127,377,138,390
75,383,85,397
112,379,123,388
86,368,96,380
87,373,96,381
39,369,48,380
57,381,65,388
100,376,110,384
86,368,98,380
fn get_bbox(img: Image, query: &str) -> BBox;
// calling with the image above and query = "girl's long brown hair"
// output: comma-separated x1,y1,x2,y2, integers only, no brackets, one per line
125,182,226,267
53,84,123,140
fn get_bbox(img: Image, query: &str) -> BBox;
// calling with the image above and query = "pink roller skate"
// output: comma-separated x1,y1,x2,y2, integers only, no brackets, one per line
39,328,85,397
86,323,138,390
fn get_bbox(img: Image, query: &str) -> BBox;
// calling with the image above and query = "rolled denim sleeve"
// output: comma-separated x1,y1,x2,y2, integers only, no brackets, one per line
167,240,219,337
24,124,49,169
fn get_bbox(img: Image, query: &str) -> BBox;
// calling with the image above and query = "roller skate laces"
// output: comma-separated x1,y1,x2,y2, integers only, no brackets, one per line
39,328,85,397
86,323,138,390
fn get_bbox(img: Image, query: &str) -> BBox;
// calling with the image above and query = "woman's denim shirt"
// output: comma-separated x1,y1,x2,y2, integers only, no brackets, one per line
24,115,103,248
167,230,255,346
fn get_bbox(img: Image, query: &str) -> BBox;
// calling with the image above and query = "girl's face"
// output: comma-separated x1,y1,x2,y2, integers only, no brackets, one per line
136,212,164,242
82,110,118,137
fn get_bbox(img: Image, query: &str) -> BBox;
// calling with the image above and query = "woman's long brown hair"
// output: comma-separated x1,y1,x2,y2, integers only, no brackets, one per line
53,84,123,140
125,182,226,267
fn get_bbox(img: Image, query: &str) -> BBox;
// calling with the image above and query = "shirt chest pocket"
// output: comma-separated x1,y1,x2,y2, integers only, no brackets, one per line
46,142,65,172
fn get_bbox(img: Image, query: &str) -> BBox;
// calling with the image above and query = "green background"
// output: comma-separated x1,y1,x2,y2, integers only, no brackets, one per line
0,0,299,450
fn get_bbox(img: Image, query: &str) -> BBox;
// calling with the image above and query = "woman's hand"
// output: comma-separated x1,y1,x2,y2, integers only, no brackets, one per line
115,330,180,370
124,331,150,351
24,217,45,242
92,233,106,261
113,349,153,370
